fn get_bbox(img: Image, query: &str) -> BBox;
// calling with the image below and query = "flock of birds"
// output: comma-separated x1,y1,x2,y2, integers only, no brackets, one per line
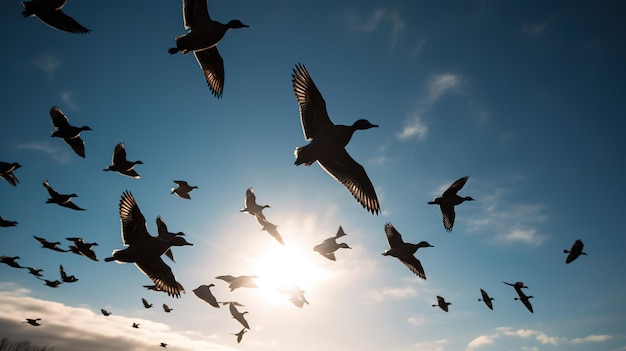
0,0,591,348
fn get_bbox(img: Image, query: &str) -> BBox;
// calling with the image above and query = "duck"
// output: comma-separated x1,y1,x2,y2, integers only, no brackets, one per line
428,176,474,232
171,180,198,199
292,63,380,215
59,264,78,282
43,180,85,211
169,0,249,98
254,215,285,245
231,328,247,344
100,308,111,316
514,291,534,313
26,267,44,278
215,274,258,291
0,256,25,269
564,239,587,264
104,191,193,298
227,301,250,329
33,235,68,252
0,161,21,186
66,237,99,261
280,285,310,308
49,106,91,158
240,187,270,219
22,0,90,34
313,225,351,261
478,288,494,310
44,279,61,288
23,318,42,326
0,216,18,227
156,216,185,262
103,142,143,178
382,223,434,279
432,295,451,312
163,303,173,313
193,284,220,308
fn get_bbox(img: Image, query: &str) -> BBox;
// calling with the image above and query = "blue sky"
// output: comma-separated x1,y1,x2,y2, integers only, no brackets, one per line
1,1,625,350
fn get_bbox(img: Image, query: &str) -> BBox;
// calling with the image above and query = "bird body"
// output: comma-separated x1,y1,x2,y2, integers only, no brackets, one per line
27,267,44,277
0,216,18,227
59,264,78,282
43,180,85,211
0,162,20,186
216,275,258,291
103,143,143,178
432,295,451,312
514,291,534,313
382,223,433,279
231,328,247,344
22,0,90,34
141,298,153,309
228,302,250,329
163,304,173,312
240,187,270,219
49,106,91,158
66,237,99,261
34,235,67,252
23,318,42,326
1,256,25,269
254,216,285,245
101,309,111,316
156,216,185,262
193,284,220,308
428,176,474,232
171,180,198,199
478,288,494,310
44,279,61,288
313,225,350,261
564,239,586,264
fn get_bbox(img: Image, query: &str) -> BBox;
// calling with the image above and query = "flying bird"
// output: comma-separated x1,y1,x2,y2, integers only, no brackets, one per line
156,216,185,263
103,142,143,178
514,291,535,313
227,301,250,329
0,161,21,186
382,223,434,279
428,176,475,232
432,295,452,312
240,187,270,219
66,237,99,261
59,264,78,282
132,323,140,329
44,279,61,288
0,216,18,227
42,180,85,211
101,309,111,316
23,318,42,326
313,225,351,261
160,343,167,348
163,304,173,313
171,180,198,199
169,0,249,98
22,0,90,34
231,328,247,344
478,288,494,310
292,63,380,215
564,239,587,264
277,285,310,308
104,191,193,298
254,215,285,245
503,281,529,296
26,267,44,278
1,256,25,269
215,275,258,291
193,284,220,308
49,106,92,158
33,235,68,252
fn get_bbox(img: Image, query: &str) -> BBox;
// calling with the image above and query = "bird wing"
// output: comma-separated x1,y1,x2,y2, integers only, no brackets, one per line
193,285,219,308
440,204,455,232
317,150,380,215
182,0,210,30
33,235,47,246
215,275,236,283
135,258,184,298
42,180,60,198
384,223,406,248
63,136,86,158
442,176,469,197
35,10,90,34
156,216,169,239
49,106,70,128
60,200,85,211
397,255,426,279
59,265,67,279
119,191,151,245
119,168,141,179
292,63,334,140
112,143,128,165
194,47,224,98
335,225,347,238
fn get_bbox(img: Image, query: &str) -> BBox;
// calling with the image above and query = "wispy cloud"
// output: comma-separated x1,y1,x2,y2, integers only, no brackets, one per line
467,327,616,350
466,333,498,350
409,36,428,59
571,334,614,344
397,113,428,141
34,54,61,80
16,141,74,164
426,73,463,105
366,285,417,302
345,8,405,47
413,339,447,351
60,90,78,110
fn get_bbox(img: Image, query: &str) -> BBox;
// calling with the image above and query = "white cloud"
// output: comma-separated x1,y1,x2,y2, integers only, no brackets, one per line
571,334,614,344
366,285,417,302
397,114,428,140
346,8,405,47
34,54,61,79
466,334,497,350
16,141,74,164
413,339,447,351
61,90,78,110
427,73,462,104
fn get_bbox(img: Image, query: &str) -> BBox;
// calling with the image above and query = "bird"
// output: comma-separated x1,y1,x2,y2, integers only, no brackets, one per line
160,343,167,348
141,298,153,308
156,216,185,263
171,180,198,199
42,180,85,211
240,187,270,219
23,318,42,326
163,303,173,313
428,176,475,232
168,0,249,98
26,267,44,278
0,161,21,186
227,301,250,329
193,284,220,308
22,0,90,34
33,235,68,252
231,328,247,344
132,323,140,329
1,256,25,269
0,216,18,227
313,225,351,261
100,309,111,316
478,289,494,310
503,281,529,296
254,215,285,245
66,237,99,261
564,239,587,264
382,223,434,279
514,291,534,313
291,63,380,215
278,285,310,308
432,295,451,312
215,275,258,291
44,279,61,288
59,264,78,282
49,106,92,158
104,191,193,298
103,142,143,178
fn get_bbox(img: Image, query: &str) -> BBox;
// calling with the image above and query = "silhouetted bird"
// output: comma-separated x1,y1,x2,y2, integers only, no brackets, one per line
432,295,451,312
382,223,434,279
101,309,111,316
292,63,380,215
103,142,143,178
26,267,44,278
168,0,249,98
163,304,173,313
59,264,78,282
23,318,42,326
564,239,587,264
160,342,167,348
503,281,529,296
231,328,247,344
254,215,285,245
66,237,99,261
1,256,25,269
0,161,20,186
478,288,494,310
156,216,185,263
104,191,192,298
141,298,153,308
22,0,90,34
193,284,220,308
132,323,140,329
42,180,85,211
227,301,250,329
34,235,68,252
44,279,61,288
514,291,534,313
171,180,198,199
240,187,270,219
49,106,91,158
313,225,351,261
0,216,18,227
428,176,475,232
215,275,258,291
278,285,310,308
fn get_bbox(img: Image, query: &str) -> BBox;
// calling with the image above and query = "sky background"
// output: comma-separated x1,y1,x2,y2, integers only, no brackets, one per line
1,0,625,350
